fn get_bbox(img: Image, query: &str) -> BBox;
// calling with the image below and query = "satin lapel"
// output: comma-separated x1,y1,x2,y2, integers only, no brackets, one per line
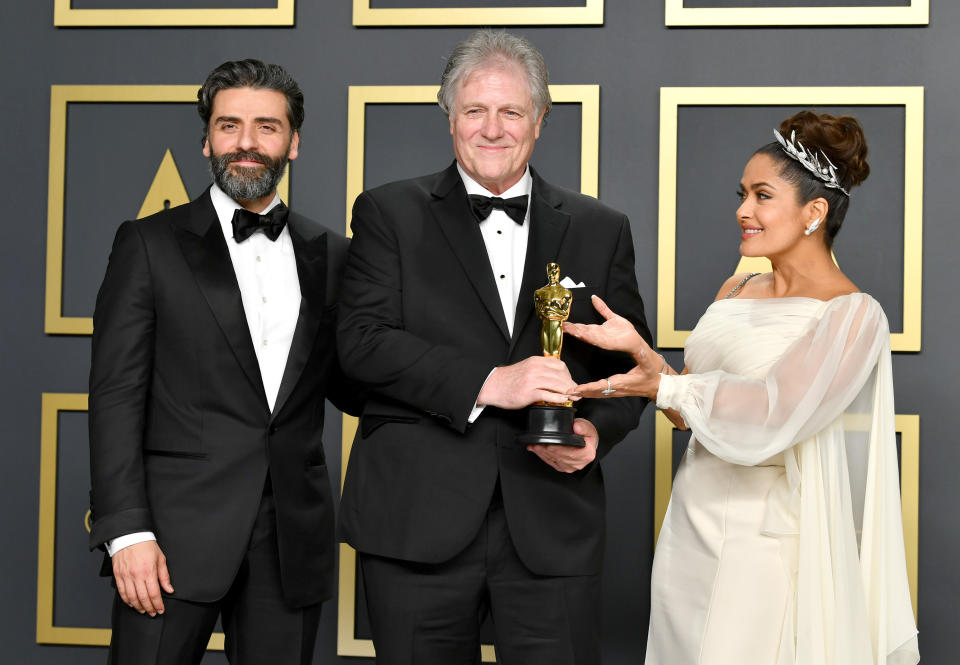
508,180,571,356
173,192,268,406
272,218,326,420
430,166,511,340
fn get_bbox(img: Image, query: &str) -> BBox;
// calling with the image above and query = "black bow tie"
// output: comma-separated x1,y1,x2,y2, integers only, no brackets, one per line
468,194,528,225
230,203,289,243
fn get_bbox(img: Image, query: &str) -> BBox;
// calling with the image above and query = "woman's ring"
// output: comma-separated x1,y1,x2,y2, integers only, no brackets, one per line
601,378,616,395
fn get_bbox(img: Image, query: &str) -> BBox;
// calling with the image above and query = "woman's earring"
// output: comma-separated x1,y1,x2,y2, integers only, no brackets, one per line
805,218,822,236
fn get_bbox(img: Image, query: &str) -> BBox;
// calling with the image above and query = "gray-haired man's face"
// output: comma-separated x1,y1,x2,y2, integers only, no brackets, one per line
449,64,543,195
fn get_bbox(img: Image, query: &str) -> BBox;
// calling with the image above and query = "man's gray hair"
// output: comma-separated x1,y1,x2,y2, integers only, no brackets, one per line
437,29,552,120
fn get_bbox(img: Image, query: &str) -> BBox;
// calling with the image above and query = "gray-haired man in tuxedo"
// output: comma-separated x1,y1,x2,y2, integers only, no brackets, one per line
337,30,652,665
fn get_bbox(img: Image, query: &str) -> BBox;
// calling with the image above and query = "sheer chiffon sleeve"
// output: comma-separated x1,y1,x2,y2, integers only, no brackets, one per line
656,293,887,466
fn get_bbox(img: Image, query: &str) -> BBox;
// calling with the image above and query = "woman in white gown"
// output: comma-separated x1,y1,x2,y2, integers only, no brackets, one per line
564,112,919,665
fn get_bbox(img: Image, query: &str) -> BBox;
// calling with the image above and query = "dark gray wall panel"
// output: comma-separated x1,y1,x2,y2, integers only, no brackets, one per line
2,1,956,663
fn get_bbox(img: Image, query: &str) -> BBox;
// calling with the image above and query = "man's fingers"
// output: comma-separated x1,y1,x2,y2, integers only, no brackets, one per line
118,571,144,612
527,443,594,473
126,577,145,613
528,420,597,473
134,579,152,615
523,355,565,371
144,576,165,615
158,559,174,594
535,390,564,404
134,579,156,615
114,573,131,607
110,542,171,615
535,390,574,404
481,356,581,409
572,418,600,447
529,358,573,382
590,294,616,320
526,445,563,471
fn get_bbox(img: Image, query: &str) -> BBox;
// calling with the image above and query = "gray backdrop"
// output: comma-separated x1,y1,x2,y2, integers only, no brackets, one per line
2,1,957,663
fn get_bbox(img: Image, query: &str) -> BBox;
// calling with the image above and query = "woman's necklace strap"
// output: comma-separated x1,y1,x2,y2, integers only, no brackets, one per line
725,272,762,299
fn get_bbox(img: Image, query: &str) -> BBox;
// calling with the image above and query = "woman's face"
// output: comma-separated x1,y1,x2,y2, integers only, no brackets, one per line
736,153,810,259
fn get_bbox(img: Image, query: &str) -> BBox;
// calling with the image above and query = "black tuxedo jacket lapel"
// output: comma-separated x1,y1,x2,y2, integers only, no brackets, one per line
509,170,571,356
272,215,327,420
430,164,511,341
174,191,268,407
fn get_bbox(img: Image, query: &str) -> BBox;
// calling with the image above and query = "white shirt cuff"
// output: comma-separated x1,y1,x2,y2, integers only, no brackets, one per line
107,531,157,557
468,367,499,424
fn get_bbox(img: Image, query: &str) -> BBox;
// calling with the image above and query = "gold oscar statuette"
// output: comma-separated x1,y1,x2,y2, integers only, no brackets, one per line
517,262,586,447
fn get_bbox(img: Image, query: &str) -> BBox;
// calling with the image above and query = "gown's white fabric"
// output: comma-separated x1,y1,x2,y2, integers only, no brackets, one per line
647,293,919,665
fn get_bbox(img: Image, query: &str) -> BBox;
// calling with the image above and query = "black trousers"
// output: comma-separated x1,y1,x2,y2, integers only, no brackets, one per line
359,484,602,665
107,491,322,665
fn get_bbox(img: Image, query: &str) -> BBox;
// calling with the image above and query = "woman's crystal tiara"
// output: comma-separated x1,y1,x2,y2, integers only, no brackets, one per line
774,129,850,197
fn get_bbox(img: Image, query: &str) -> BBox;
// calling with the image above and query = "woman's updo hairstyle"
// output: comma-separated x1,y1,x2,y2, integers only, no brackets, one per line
755,111,870,248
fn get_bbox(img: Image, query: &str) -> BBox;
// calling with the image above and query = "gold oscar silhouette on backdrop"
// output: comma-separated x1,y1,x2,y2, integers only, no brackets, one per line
518,263,585,447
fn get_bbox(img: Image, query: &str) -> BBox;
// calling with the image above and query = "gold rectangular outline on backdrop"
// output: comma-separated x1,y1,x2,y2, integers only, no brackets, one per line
45,85,290,335
353,0,603,26
54,0,294,27
36,393,227,648
664,0,928,26
653,411,920,619
338,83,600,661
657,86,924,351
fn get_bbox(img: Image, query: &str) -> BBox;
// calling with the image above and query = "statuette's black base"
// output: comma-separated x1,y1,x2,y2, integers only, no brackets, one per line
516,405,586,447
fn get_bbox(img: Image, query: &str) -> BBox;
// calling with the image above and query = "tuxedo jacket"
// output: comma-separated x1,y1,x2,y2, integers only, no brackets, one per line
88,189,358,607
337,163,651,576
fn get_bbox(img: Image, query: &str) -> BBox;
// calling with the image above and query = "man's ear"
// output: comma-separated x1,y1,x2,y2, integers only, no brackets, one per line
202,136,211,158
287,131,300,161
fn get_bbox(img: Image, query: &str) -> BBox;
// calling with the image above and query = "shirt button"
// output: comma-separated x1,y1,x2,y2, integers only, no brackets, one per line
256,256,262,262
262,297,267,303
496,230,502,235
262,339,268,346
500,274,506,279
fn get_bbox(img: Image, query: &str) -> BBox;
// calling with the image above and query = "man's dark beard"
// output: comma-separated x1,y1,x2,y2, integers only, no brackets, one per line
209,150,288,202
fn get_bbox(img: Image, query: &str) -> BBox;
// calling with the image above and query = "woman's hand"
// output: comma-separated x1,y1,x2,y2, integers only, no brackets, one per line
569,356,662,400
564,294,668,399
563,295,647,362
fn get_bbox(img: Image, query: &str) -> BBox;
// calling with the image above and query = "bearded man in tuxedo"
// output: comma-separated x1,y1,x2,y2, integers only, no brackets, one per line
88,59,359,664
337,30,652,665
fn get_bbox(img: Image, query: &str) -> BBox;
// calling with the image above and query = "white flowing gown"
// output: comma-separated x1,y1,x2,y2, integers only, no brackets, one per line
646,294,919,665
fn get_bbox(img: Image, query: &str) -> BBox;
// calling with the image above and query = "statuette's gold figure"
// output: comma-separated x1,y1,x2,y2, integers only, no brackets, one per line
518,262,584,445
534,262,573,359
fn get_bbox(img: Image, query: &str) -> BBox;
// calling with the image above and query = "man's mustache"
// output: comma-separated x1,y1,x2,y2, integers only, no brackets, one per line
223,151,267,166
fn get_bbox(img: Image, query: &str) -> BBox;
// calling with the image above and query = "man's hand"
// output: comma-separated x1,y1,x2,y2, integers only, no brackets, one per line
477,356,579,410
527,418,599,473
112,540,174,616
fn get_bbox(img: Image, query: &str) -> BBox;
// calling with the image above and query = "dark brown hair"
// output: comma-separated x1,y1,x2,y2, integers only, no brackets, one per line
755,111,870,248
197,59,304,143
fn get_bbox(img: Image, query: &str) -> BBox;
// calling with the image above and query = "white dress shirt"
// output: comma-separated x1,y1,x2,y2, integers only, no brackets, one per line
458,165,532,423
108,184,301,556
209,183,302,412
